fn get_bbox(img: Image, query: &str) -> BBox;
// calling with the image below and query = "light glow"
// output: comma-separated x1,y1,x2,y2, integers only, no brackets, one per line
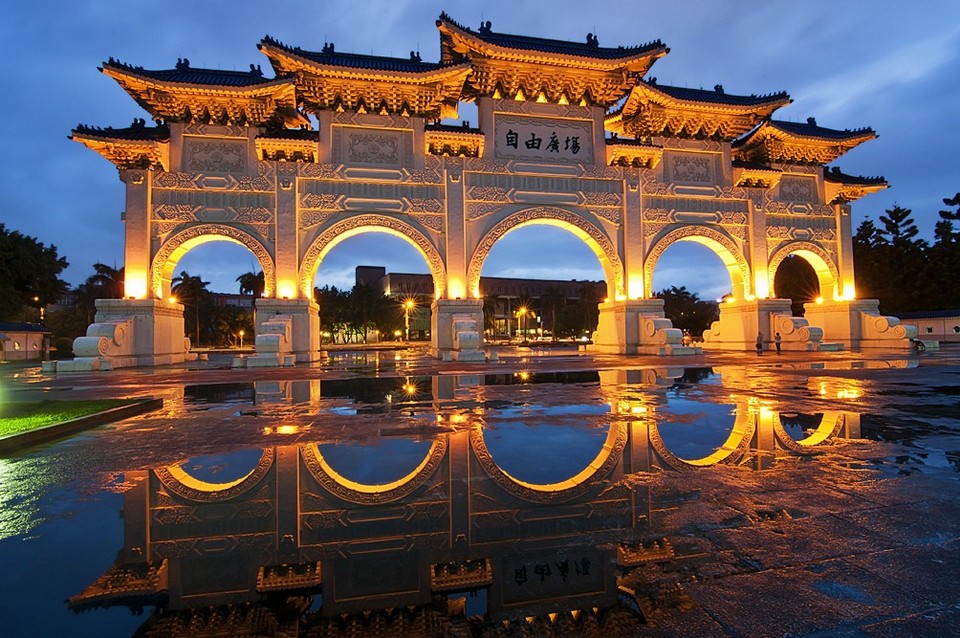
277,280,297,300
124,271,148,299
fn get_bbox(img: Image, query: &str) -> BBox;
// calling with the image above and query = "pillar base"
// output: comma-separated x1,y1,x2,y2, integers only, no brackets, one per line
803,299,917,349
54,299,191,372
431,299,485,362
253,298,321,365
591,299,696,355
702,299,823,352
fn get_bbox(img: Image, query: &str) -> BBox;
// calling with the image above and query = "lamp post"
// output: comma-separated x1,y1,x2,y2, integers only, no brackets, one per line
403,299,415,341
517,306,528,343
238,329,245,349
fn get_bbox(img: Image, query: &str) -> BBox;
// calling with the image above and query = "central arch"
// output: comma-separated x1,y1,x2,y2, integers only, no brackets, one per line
644,226,751,299
467,207,624,300
299,215,447,300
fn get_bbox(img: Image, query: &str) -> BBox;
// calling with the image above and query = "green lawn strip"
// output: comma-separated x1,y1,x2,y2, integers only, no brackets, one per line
0,399,140,437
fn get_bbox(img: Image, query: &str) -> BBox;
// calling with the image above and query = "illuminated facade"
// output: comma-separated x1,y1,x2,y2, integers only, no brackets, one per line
67,13,910,368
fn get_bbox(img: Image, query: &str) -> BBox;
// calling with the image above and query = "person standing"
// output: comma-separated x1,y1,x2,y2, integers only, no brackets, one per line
775,332,782,354
756,332,763,355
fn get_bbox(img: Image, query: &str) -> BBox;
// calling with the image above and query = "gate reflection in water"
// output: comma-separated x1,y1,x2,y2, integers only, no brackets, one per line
68,369,860,635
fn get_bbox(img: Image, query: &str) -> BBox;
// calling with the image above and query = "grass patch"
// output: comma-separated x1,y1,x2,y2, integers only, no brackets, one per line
0,399,138,437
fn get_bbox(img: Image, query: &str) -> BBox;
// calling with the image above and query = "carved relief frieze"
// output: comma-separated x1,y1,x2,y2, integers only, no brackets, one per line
411,214,445,232
643,222,668,239
658,138,724,153
463,157,511,174
258,161,275,178
719,211,749,225
493,100,595,119
300,211,338,229
300,163,342,180
301,193,340,210
154,172,200,190
182,124,247,137
671,154,713,184
235,207,273,224
347,131,400,165
153,204,201,222
406,198,444,214
467,206,624,298
644,196,748,215
299,214,446,298
715,185,748,200
643,208,673,223
466,202,506,221
581,191,622,207
235,175,275,191
727,225,747,241
778,176,818,203
404,166,444,184
183,138,246,173
641,170,673,196
590,208,623,224
466,186,510,201
331,112,412,129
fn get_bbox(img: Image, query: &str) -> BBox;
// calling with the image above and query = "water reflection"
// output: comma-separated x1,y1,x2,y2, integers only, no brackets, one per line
68,368,863,634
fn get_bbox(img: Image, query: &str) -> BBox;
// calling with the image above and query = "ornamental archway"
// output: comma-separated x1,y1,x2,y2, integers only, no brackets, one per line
644,226,751,300
467,207,624,301
299,215,447,300
768,241,840,300
152,224,276,300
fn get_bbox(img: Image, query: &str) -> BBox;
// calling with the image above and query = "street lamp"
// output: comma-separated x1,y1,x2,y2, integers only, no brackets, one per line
517,306,528,342
238,329,245,349
32,296,44,322
403,298,416,341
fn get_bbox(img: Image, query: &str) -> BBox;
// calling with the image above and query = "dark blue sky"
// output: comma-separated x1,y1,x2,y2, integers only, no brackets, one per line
3,1,958,299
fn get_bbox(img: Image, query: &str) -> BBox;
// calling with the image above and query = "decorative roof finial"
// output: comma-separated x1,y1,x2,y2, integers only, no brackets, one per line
249,63,263,76
714,84,724,94
479,20,492,35
807,116,817,126
322,42,335,54
586,33,599,47
175,58,190,70
410,50,421,62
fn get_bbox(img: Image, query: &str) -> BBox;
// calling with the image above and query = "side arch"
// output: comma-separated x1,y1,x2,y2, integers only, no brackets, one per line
767,241,840,300
154,448,276,503
299,215,446,299
644,226,751,299
647,404,756,469
466,207,624,300
152,224,276,299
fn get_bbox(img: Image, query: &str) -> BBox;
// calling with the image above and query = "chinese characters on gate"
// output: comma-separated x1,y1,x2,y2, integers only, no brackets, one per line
505,129,581,156
514,556,591,586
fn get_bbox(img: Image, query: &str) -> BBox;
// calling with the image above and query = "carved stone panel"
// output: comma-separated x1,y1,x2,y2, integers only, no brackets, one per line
333,126,412,169
664,151,720,186
493,114,594,164
182,137,247,174
778,176,818,203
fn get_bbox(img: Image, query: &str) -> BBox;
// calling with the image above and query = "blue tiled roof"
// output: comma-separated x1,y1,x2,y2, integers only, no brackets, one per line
103,58,278,87
650,82,789,106
824,167,886,185
771,119,875,140
260,36,448,73
438,12,666,59
72,121,170,141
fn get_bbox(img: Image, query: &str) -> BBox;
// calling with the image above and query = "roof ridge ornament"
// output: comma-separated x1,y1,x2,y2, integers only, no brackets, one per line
478,20,492,35
322,42,335,54
175,58,190,71
586,33,599,47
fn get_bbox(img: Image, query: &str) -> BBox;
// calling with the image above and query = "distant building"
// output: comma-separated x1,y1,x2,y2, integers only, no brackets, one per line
0,322,51,361
356,266,606,337
897,310,960,342
210,293,256,309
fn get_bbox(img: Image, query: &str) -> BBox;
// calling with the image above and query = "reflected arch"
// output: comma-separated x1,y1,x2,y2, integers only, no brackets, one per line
648,403,755,468
644,226,751,299
300,437,447,504
774,411,845,450
768,242,841,300
467,207,624,300
299,215,446,300
152,224,276,299
469,423,626,502
155,448,276,502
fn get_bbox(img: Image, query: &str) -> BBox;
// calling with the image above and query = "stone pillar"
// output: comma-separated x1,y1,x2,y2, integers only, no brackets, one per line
120,170,152,299
274,162,299,300
431,298,485,362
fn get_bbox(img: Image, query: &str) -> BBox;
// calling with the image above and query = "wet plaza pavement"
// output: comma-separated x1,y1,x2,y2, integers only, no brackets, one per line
1,346,959,637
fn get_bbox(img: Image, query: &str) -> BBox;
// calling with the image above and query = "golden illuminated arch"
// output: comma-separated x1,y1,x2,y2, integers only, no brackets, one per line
151,224,276,299
773,411,844,451
768,242,840,300
466,207,624,300
644,226,751,299
469,423,626,502
155,448,276,502
299,215,446,299
300,437,447,505
647,403,755,469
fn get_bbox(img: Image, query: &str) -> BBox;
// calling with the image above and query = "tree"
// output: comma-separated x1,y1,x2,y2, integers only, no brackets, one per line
773,256,819,316
0,224,69,321
482,294,500,335
538,285,566,339
73,263,125,325
236,270,265,298
172,270,213,346
655,286,719,336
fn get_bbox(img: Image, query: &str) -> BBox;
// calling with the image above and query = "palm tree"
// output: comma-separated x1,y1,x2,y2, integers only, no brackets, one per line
236,271,265,298
74,263,125,324
172,270,211,346
539,285,566,340
482,294,500,335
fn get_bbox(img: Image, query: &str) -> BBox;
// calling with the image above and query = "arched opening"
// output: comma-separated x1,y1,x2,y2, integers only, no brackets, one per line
646,229,749,302
769,244,840,309
309,227,439,344
156,448,275,501
773,255,820,316
650,242,726,337
155,236,269,348
472,219,612,341
653,401,751,467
